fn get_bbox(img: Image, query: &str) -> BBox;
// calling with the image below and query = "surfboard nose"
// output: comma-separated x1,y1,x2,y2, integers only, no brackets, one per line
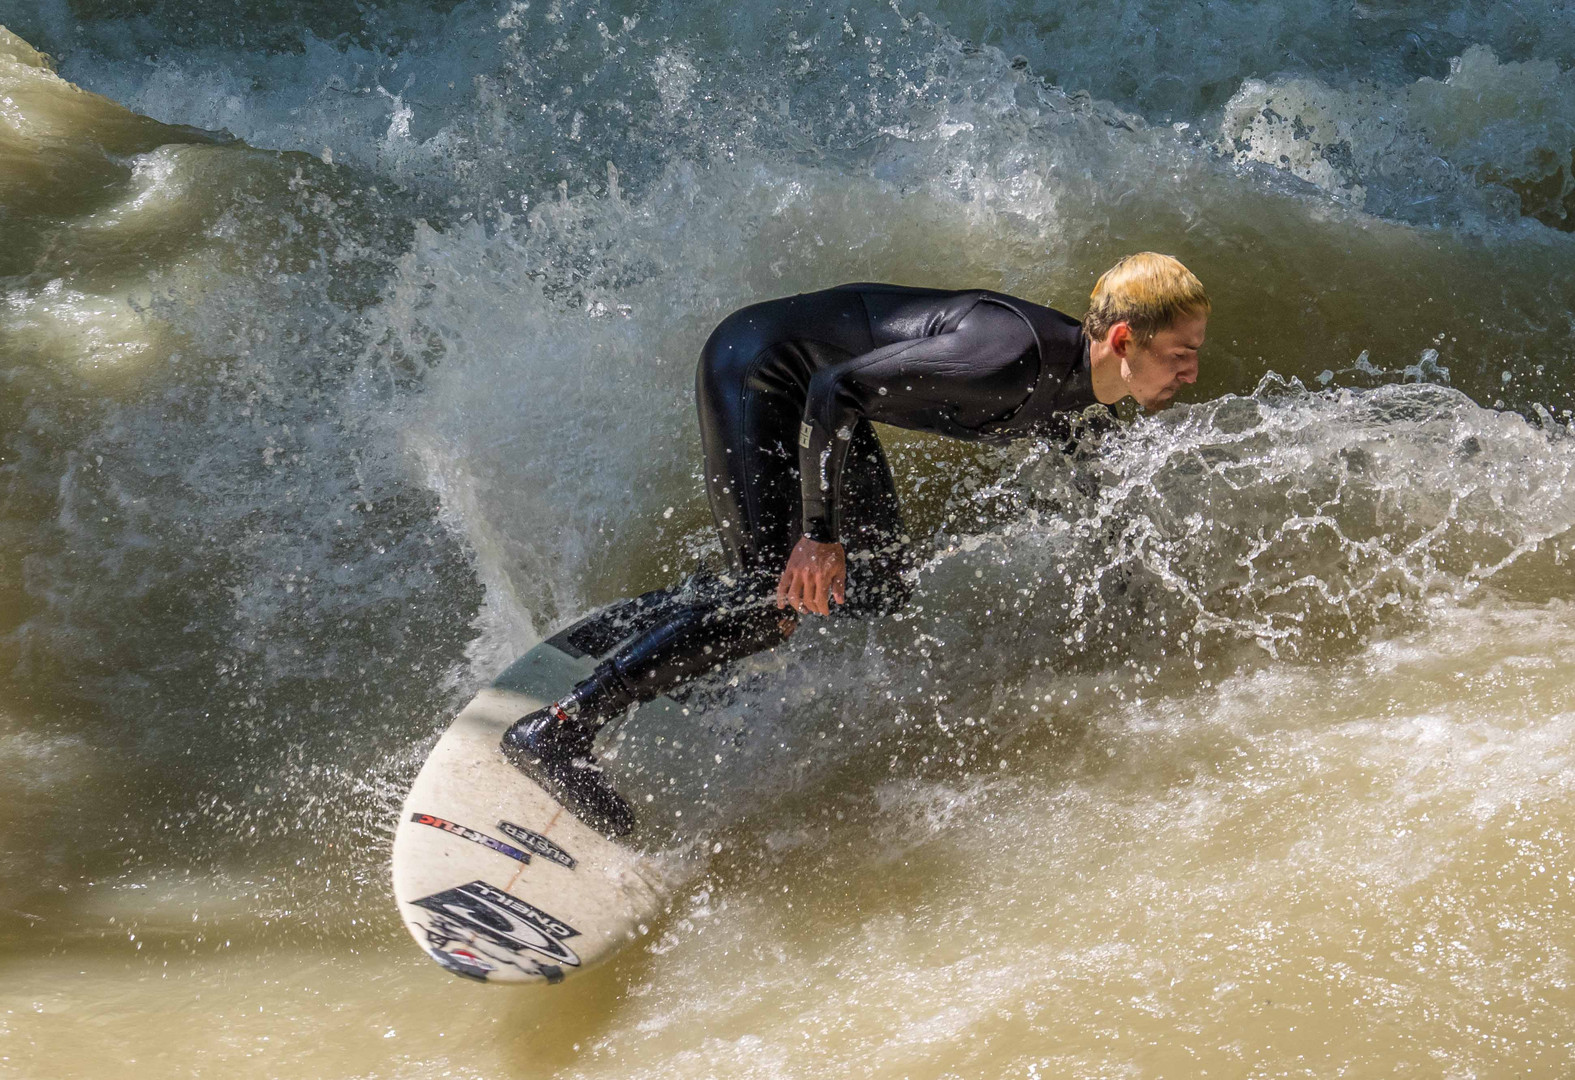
391,667,668,984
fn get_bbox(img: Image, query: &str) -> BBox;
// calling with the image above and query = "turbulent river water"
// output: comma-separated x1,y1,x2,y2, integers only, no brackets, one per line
5,1,1575,1075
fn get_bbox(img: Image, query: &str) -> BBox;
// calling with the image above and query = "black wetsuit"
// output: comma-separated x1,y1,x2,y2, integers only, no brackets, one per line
563,283,1108,722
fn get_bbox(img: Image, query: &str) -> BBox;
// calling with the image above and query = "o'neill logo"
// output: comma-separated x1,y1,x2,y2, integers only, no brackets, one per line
497,820,578,870
412,880,581,968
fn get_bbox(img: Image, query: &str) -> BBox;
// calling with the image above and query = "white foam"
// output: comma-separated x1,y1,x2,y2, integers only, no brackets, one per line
1221,45,1575,228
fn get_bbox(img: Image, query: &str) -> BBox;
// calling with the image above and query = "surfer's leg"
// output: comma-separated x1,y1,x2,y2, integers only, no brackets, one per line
513,354,909,735
550,426,911,715
499,334,820,830
556,441,914,712
555,579,794,715
561,335,839,708
536,331,817,722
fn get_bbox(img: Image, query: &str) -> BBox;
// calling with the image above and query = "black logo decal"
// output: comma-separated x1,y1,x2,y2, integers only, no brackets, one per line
411,880,581,968
496,820,578,870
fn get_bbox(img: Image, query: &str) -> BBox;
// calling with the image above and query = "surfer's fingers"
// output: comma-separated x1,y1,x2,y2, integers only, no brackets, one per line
781,561,809,612
810,570,832,615
794,570,815,615
831,572,845,606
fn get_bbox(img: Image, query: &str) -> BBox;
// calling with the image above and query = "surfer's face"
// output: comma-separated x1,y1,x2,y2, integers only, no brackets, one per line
1120,313,1206,410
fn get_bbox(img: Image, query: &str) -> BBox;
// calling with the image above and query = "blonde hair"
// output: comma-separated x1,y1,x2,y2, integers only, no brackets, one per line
1082,252,1210,344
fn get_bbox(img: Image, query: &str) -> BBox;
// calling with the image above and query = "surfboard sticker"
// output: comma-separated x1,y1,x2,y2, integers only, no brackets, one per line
497,820,578,870
412,880,582,969
409,812,535,864
418,918,564,984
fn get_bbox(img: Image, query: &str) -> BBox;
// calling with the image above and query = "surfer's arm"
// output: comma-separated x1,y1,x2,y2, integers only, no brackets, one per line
797,299,1036,542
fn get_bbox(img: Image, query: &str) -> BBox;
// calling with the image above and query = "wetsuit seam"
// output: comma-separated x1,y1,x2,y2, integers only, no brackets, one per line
975,295,1045,430
808,335,940,390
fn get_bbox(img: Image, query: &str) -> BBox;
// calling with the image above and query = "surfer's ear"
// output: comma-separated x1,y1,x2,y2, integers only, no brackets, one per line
1107,322,1132,358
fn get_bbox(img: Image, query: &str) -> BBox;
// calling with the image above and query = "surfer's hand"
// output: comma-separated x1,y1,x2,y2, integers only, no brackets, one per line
776,537,846,616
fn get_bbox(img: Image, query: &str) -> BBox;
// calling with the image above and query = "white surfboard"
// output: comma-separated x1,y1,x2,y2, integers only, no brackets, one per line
391,601,677,984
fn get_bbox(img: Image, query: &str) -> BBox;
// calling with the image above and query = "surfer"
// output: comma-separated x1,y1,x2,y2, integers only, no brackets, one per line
502,252,1209,834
